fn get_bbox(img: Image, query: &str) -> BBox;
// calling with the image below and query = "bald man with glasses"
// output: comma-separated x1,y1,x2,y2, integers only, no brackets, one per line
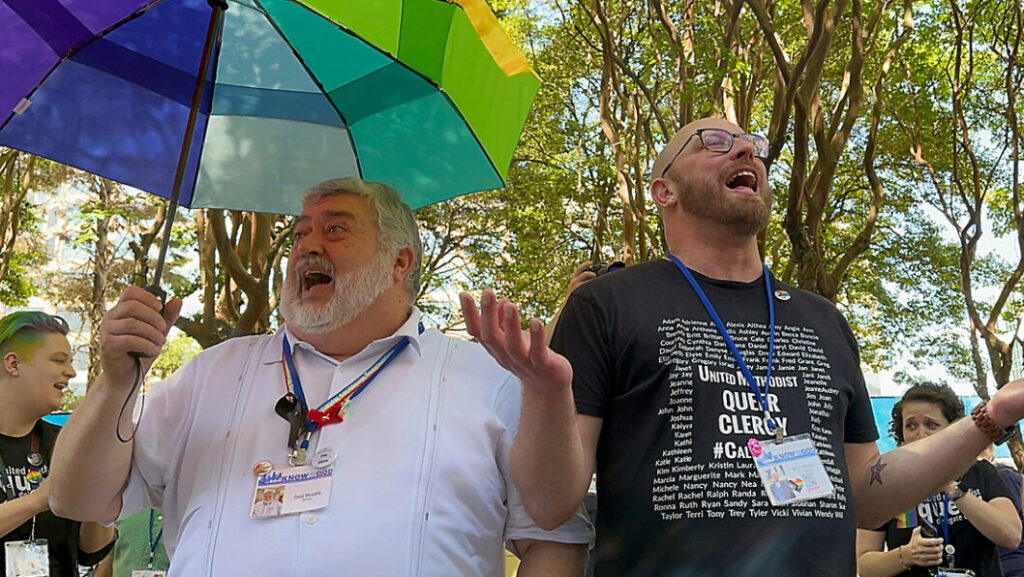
461,117,1024,576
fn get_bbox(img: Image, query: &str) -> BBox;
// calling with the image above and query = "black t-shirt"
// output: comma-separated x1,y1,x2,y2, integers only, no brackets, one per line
0,421,81,577
882,460,1013,577
996,463,1024,576
551,259,879,577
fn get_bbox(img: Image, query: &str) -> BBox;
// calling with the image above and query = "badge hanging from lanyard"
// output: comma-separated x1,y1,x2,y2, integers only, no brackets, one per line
250,331,415,519
667,254,834,506
278,333,412,466
927,493,974,575
5,538,47,577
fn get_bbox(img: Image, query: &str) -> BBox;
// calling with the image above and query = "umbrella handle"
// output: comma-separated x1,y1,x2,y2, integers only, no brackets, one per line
150,0,227,291
128,285,167,359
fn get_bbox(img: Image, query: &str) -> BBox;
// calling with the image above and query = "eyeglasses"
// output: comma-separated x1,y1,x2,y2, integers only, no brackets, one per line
659,128,770,177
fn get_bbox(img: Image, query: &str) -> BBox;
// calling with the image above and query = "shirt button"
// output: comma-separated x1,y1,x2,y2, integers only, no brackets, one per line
304,514,317,525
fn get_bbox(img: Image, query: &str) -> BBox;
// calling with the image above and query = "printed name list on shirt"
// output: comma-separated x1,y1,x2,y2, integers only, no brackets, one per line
651,318,848,522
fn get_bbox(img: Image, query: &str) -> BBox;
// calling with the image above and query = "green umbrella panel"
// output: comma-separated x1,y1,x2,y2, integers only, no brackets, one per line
196,0,542,213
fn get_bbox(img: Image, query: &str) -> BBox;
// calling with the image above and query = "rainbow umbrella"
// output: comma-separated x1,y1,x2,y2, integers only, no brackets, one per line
1,0,539,285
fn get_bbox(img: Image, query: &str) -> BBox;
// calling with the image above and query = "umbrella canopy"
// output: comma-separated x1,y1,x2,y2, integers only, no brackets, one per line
0,0,541,214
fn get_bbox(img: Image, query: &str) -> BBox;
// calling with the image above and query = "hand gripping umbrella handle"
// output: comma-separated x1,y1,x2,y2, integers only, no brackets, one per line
131,0,222,359
128,285,167,359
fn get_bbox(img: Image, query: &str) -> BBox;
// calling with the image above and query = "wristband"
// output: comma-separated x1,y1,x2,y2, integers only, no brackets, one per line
971,401,1017,445
947,481,966,502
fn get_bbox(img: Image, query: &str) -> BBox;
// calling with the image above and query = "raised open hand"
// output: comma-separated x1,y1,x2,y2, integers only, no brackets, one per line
459,289,573,393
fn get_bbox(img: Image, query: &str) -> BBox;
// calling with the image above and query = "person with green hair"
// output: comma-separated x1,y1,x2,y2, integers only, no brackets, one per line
0,311,115,576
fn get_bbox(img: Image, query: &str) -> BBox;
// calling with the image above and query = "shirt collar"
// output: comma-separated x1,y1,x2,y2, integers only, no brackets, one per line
265,307,425,365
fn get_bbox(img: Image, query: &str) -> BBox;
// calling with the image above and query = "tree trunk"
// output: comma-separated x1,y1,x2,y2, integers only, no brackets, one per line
87,179,114,385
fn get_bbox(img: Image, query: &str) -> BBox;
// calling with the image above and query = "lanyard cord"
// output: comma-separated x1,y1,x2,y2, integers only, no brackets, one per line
666,255,780,435
283,335,411,431
928,494,955,567
148,509,163,568
281,339,309,413
281,325,423,456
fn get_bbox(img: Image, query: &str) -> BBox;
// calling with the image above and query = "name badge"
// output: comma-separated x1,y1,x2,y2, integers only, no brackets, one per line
5,539,48,577
131,571,166,577
936,570,975,577
749,434,835,505
251,464,334,518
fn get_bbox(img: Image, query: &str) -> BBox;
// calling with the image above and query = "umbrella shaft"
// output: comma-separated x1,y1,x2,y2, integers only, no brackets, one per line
152,0,226,289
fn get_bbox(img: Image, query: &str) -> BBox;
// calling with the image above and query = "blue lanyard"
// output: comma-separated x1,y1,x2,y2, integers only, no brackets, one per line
928,494,955,567
282,325,422,453
281,337,310,414
147,509,163,569
666,254,780,437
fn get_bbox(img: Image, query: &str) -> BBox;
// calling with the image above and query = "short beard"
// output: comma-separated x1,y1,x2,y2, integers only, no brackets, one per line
280,252,395,335
673,173,772,236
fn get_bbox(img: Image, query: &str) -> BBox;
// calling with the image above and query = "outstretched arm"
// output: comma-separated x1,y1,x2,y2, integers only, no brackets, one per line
950,487,1021,548
49,287,180,523
461,290,596,529
848,383,1024,529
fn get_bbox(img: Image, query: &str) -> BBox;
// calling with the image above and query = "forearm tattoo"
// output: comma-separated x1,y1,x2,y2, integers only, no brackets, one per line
869,456,887,486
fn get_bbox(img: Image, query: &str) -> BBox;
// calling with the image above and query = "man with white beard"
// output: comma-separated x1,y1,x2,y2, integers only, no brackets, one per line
47,178,592,576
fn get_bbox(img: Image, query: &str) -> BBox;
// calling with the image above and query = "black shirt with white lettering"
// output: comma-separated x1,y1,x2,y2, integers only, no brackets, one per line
0,420,81,576
552,259,878,577
882,460,1012,577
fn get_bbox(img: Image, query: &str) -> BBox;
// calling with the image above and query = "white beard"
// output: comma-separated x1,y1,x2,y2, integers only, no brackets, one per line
280,252,395,335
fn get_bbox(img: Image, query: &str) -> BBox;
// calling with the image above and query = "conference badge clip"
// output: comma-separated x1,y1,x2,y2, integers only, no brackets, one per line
250,461,334,519
748,433,834,506
5,539,48,577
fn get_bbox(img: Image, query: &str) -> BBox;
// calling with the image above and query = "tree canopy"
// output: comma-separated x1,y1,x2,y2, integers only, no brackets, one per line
1,0,1022,408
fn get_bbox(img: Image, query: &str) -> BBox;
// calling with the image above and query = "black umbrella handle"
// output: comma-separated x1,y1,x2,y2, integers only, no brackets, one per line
128,285,167,359
150,0,227,292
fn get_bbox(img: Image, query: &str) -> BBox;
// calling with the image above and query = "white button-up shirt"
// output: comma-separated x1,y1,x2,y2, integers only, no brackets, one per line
121,308,591,576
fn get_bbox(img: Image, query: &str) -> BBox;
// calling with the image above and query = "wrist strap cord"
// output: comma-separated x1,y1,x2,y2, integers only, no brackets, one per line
116,357,144,443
